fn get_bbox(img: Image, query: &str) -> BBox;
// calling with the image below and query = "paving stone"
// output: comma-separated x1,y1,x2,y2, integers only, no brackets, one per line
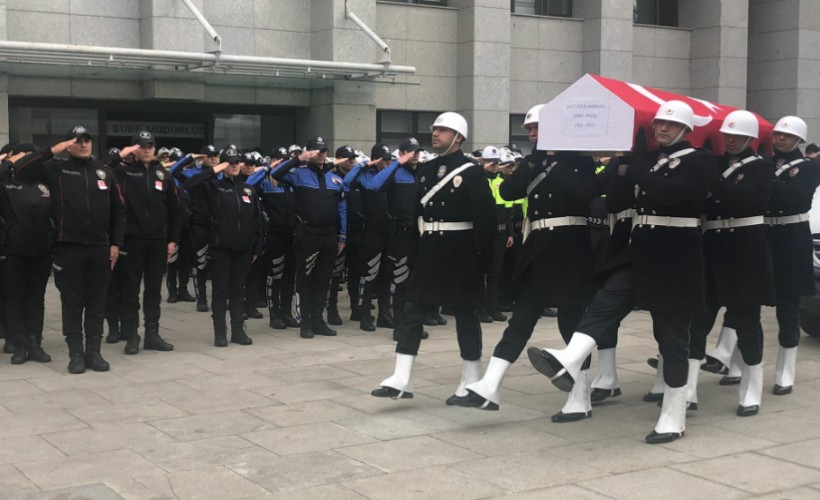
149,410,275,441
262,484,367,499
133,436,276,474
0,435,66,465
42,422,176,455
491,484,613,499
0,379,46,396
164,466,272,499
0,464,41,497
746,487,820,500
335,409,465,441
0,409,87,438
343,466,506,499
656,425,779,459
711,409,820,443
245,400,366,427
18,483,125,500
67,400,188,426
252,380,360,404
90,380,205,405
433,421,570,457
16,449,165,490
546,436,696,473
243,422,377,455
758,437,820,469
671,452,820,494
160,387,277,415
337,435,483,473
0,389,110,413
578,467,747,499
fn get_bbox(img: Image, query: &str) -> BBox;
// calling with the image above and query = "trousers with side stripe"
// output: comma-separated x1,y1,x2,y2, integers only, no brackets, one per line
387,223,415,322
357,227,391,319
189,224,210,305
293,225,338,322
265,227,296,318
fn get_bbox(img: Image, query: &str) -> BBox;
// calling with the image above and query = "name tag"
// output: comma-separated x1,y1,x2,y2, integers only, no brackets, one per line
155,180,164,191
97,180,108,190
242,195,251,204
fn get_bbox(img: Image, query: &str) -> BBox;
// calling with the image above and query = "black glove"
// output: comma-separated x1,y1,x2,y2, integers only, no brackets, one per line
632,127,648,158
757,143,767,157
702,137,713,153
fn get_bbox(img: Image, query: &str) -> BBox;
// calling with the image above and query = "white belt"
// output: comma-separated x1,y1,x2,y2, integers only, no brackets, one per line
614,209,635,221
764,213,809,225
420,221,474,232
703,216,765,231
531,216,588,231
632,215,701,228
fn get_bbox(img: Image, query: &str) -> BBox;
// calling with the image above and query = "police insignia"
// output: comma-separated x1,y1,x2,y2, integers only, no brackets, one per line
790,167,799,177
331,177,342,185
96,169,106,180
453,175,463,188
420,176,426,183
38,184,50,197
735,173,744,182
156,170,165,180
728,158,739,167
437,165,446,179
669,158,681,169
243,187,253,196
776,159,786,167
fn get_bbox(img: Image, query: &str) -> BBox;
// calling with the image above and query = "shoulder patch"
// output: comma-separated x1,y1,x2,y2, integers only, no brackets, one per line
96,169,106,180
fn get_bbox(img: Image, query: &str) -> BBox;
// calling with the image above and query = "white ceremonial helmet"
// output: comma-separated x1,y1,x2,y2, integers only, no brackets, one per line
653,100,695,131
773,115,808,142
720,110,759,139
430,112,469,140
482,145,500,162
521,104,545,131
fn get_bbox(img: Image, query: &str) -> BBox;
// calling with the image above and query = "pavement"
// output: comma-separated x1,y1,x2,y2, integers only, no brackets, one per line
2,284,820,499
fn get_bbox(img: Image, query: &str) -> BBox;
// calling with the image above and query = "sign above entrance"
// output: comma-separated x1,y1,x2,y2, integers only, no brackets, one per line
107,121,205,139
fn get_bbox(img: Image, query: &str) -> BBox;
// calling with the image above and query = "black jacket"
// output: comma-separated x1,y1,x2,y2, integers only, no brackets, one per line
109,157,182,243
0,162,55,256
183,168,263,255
13,149,125,248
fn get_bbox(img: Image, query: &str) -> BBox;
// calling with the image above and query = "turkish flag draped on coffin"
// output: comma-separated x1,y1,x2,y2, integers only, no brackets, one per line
537,74,774,156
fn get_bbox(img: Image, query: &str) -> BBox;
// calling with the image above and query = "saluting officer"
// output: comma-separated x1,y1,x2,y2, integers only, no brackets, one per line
14,126,126,374
687,110,775,416
107,131,182,355
269,137,347,339
463,105,597,418
526,101,718,444
371,111,496,402
765,116,820,395
480,146,514,324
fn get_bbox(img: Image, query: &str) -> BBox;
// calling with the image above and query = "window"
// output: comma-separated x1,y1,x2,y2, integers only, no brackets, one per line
511,0,572,17
377,110,440,152
509,114,529,152
213,114,262,151
381,0,448,6
633,0,678,27
9,106,101,157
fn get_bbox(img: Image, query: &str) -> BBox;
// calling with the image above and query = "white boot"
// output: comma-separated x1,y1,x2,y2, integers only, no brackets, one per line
686,359,700,410
591,348,622,403
719,348,743,385
737,358,763,416
372,353,415,399
552,369,592,422
646,384,687,444
774,346,797,395
445,359,482,405
527,333,597,392
465,356,512,411
704,326,737,373
643,355,665,402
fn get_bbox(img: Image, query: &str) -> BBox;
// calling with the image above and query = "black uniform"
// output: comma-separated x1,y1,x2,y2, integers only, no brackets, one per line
0,161,55,362
396,150,495,360
766,149,820,347
109,156,182,352
14,148,126,370
689,148,775,366
492,150,596,363
483,171,513,318
184,167,263,344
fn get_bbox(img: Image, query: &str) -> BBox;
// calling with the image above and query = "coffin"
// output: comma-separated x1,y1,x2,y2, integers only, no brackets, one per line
537,74,773,156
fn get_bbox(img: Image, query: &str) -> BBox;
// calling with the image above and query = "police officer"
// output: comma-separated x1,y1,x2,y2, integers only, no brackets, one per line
14,126,126,374
327,146,361,326
1,144,54,364
686,110,775,416
107,131,182,355
525,101,717,443
241,152,267,320
765,116,820,395
371,111,495,402
165,148,198,305
183,146,263,346
479,145,513,323
463,105,597,419
104,148,130,344
270,137,347,339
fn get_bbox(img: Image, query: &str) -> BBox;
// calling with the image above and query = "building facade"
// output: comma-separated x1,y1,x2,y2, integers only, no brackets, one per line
0,0,817,155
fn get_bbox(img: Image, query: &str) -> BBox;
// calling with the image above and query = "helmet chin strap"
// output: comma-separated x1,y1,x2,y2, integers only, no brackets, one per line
666,127,689,147
741,137,752,152
439,134,461,156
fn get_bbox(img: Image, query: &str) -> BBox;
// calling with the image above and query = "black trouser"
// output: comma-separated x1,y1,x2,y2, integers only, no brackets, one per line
53,244,112,344
294,226,337,322
3,254,52,345
266,228,296,317
396,301,482,361
493,293,586,365
245,251,266,311
190,224,210,304
388,223,413,322
776,293,801,348
345,229,362,314
358,229,391,318
105,256,127,335
167,225,192,295
210,248,252,329
0,256,6,341
484,232,508,314
572,267,690,388
690,304,763,365
328,249,346,313
120,237,166,337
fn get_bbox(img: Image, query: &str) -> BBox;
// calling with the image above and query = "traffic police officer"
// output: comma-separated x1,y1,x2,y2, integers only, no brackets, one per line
480,145,514,323
14,126,126,374
372,111,495,402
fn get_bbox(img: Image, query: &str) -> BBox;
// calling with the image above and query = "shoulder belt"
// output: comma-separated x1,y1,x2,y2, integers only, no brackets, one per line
651,148,696,172
419,162,473,206
775,157,808,177
722,154,762,179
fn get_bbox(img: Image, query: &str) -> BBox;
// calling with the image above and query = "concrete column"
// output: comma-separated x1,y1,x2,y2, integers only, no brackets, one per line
0,1,8,145
680,0,748,107
576,0,633,81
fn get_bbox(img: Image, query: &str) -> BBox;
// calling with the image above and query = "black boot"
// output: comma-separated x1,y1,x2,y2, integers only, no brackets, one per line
105,321,121,344
312,318,337,336
245,303,264,319
124,332,141,355
178,290,196,302
269,309,287,330
327,307,343,326
85,336,110,372
230,322,253,345
476,309,494,323
214,324,228,347
27,335,51,363
300,321,314,339
360,314,376,332
283,314,300,328
66,336,86,374
3,338,14,354
490,310,507,322
10,336,28,365
376,311,395,329
144,323,174,351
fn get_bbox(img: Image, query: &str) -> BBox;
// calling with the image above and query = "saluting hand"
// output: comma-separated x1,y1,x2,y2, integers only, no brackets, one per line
299,150,320,163
110,246,120,270
119,144,141,158
398,151,416,165
213,162,230,173
51,139,78,156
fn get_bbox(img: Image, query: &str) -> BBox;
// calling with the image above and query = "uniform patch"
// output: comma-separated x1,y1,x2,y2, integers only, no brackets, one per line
154,180,163,191
242,195,251,204
96,169,106,180
790,167,799,177
728,157,739,167
453,175,463,188
420,176,426,183
155,170,165,180
331,177,342,186
669,158,681,169
734,173,744,183
38,184,50,197
437,165,446,179
97,180,108,190
243,187,253,196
